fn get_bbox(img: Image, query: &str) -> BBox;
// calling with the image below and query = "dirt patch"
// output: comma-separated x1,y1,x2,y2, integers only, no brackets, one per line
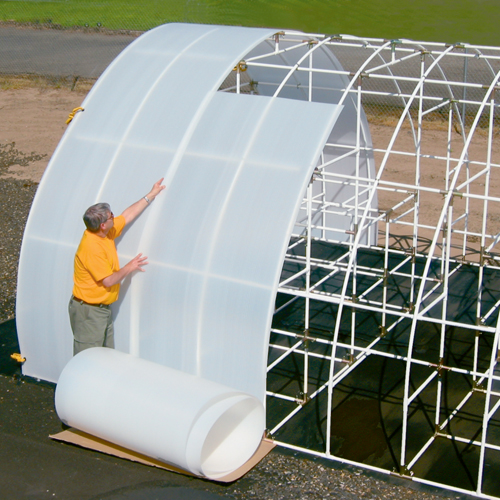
0,85,90,181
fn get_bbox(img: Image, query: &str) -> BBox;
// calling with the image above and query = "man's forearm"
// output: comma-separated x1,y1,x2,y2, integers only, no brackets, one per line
101,262,135,288
121,196,149,226
101,253,148,288
121,178,165,225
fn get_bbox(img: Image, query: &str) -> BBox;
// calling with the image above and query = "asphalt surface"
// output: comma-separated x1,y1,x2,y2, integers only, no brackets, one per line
1,23,497,95
0,24,138,78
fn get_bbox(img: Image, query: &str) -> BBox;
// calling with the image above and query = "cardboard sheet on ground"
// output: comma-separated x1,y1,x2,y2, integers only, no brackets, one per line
50,428,275,483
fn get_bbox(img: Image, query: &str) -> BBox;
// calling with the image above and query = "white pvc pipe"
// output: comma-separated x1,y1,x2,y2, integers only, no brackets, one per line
55,348,265,480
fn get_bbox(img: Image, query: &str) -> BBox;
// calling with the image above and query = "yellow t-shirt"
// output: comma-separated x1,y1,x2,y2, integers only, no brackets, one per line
72,215,126,305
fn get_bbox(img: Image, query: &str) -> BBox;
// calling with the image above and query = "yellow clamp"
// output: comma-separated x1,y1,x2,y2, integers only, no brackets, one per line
10,353,26,363
66,107,85,125
233,61,247,72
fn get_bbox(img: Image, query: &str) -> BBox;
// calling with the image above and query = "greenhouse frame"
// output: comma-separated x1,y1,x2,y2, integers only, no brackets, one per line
240,30,500,499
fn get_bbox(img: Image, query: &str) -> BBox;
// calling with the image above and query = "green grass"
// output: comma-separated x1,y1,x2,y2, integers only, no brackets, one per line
0,0,499,46
0,0,181,31
0,74,95,92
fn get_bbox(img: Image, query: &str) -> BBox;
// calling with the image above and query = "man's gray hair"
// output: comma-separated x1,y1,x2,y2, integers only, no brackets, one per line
83,203,111,232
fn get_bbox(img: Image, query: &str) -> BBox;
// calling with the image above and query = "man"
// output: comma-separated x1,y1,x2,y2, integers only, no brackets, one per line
69,178,166,355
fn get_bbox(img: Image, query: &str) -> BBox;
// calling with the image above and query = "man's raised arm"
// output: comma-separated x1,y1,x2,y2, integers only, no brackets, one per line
121,178,166,225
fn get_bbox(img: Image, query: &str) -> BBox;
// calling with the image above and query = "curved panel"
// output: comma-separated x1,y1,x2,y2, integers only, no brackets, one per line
17,24,344,475
16,23,341,408
16,23,276,383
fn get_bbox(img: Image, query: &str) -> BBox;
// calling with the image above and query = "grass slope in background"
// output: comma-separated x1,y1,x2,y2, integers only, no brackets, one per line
0,0,499,46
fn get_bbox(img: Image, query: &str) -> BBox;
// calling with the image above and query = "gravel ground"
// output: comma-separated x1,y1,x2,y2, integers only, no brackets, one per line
0,173,474,499
0,176,39,322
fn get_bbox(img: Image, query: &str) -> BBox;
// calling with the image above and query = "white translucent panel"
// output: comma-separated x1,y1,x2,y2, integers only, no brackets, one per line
115,92,341,400
16,23,276,382
55,348,265,479
17,23,341,403
15,22,367,479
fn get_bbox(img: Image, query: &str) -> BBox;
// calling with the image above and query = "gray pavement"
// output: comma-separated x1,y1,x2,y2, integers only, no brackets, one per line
0,25,138,78
1,23,499,87
2,23,498,110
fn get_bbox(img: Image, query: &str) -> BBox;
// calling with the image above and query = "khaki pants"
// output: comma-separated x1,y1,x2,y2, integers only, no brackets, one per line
68,297,114,355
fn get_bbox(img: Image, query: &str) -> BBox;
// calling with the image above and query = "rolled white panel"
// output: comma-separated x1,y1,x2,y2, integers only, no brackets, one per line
55,348,265,479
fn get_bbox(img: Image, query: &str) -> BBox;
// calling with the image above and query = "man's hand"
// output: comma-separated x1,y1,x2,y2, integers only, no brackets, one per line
101,253,148,288
127,253,148,273
147,178,166,201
